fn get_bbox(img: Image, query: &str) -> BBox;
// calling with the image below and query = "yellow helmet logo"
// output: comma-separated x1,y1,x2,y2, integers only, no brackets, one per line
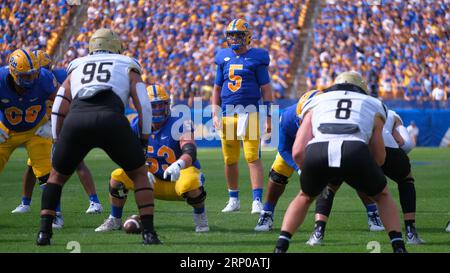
296,90,323,116
8,48,40,88
225,19,252,49
147,85,170,102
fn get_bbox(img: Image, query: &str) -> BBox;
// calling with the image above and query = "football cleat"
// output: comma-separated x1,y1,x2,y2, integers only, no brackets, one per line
273,247,286,253
142,231,162,245
251,200,263,214
306,229,324,246
254,211,273,232
368,211,385,231
446,221,450,232
95,217,122,232
193,212,209,233
86,202,104,214
36,231,52,246
221,198,240,212
11,204,31,214
406,228,425,245
52,212,64,229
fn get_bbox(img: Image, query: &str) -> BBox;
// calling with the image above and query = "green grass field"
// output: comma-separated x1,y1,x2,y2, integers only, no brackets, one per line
0,147,449,253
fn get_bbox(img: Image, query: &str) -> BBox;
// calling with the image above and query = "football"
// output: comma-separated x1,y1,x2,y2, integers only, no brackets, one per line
123,215,142,234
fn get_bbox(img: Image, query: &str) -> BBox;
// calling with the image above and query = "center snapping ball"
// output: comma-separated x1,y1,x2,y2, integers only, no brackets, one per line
123,215,142,234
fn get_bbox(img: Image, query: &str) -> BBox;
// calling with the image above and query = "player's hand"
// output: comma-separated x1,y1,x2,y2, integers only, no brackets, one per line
147,171,155,188
0,127,9,144
35,121,52,139
163,159,185,182
265,116,272,134
213,115,222,131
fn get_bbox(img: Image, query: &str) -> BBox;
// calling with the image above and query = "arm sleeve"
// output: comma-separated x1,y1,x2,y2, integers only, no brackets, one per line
136,82,152,135
396,125,414,153
51,86,65,140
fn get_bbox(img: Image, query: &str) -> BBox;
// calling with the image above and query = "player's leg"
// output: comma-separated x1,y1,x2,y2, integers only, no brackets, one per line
174,167,209,232
244,112,264,214
306,183,341,246
95,169,131,232
76,161,103,214
11,164,35,213
255,153,294,231
356,190,384,231
220,115,241,212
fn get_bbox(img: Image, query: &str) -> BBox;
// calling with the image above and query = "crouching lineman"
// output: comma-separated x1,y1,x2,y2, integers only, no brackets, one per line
274,71,407,253
95,85,209,233
306,109,424,245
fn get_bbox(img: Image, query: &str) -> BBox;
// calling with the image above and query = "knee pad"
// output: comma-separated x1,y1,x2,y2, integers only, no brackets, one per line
41,183,62,210
269,169,288,185
109,182,129,199
38,173,49,186
185,187,207,206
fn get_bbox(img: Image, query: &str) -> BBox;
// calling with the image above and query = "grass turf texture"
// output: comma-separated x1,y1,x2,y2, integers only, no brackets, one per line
0,148,448,253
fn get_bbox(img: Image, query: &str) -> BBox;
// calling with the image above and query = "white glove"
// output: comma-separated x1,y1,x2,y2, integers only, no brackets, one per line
297,169,302,176
163,159,186,182
35,121,52,139
0,127,9,144
147,172,155,188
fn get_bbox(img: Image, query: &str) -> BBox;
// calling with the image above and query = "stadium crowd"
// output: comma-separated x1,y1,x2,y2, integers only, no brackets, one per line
55,0,306,104
0,0,74,65
305,0,449,101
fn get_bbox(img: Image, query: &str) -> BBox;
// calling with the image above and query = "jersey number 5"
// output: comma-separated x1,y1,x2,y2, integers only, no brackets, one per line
146,145,176,174
228,64,243,92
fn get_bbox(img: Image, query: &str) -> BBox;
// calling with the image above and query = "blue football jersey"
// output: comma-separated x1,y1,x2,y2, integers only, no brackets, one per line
278,103,301,171
131,116,202,181
0,67,57,131
52,68,68,84
214,47,270,114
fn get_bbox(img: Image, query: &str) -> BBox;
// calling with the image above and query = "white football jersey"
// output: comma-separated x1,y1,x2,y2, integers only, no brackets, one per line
67,53,142,106
383,109,400,148
301,90,387,144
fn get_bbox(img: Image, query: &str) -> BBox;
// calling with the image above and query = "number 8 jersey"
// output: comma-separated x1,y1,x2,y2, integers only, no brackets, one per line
67,53,141,105
300,90,387,144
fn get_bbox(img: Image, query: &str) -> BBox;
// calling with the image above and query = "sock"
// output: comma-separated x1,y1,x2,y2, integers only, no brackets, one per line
314,220,327,234
193,206,205,214
389,231,406,252
366,203,377,214
40,214,54,233
252,188,263,201
55,201,61,213
110,205,123,219
22,197,31,206
405,219,416,232
140,214,154,232
89,194,100,203
275,230,292,252
228,190,239,199
263,202,275,214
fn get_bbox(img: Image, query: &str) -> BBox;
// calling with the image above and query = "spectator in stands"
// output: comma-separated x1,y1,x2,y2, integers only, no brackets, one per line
431,84,447,102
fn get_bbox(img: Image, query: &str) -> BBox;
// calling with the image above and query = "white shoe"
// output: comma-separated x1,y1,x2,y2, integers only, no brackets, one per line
52,213,64,229
251,200,263,214
86,202,103,214
193,212,209,233
11,204,31,214
254,211,273,232
306,229,324,246
368,211,385,231
446,221,450,232
221,199,240,212
95,217,122,232
406,228,425,244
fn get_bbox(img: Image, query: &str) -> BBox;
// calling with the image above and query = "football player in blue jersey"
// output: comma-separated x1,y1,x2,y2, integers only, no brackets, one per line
95,85,209,233
0,48,58,206
212,19,273,214
11,50,103,218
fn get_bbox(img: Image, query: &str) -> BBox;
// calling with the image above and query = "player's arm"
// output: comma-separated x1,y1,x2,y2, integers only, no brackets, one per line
393,116,414,153
212,62,223,130
164,131,197,182
261,82,273,134
292,111,314,169
51,75,72,141
129,70,152,147
368,115,386,166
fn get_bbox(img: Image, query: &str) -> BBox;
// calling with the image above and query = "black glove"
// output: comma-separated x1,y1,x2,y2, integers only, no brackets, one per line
140,138,148,160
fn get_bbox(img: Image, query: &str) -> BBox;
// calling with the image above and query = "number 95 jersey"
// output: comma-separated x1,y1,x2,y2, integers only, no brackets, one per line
300,90,387,144
67,53,141,105
214,48,270,110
